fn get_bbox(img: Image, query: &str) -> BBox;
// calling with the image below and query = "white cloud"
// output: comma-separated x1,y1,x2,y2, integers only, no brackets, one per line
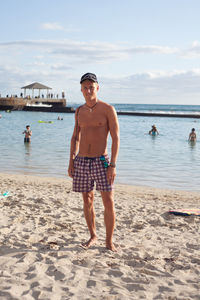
41,22,65,31
1,39,200,104
100,70,200,104
1,65,200,104
180,40,200,58
41,22,80,33
126,45,179,55
0,39,179,58
50,64,72,71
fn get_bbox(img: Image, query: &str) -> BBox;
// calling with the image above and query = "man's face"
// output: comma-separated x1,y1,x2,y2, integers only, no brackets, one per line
81,80,99,101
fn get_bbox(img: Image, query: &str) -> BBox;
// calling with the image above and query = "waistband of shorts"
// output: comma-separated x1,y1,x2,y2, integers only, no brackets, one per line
76,155,108,161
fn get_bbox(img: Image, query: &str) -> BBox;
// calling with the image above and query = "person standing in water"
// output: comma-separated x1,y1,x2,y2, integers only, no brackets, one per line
189,128,196,142
68,73,120,252
149,125,159,136
22,125,32,143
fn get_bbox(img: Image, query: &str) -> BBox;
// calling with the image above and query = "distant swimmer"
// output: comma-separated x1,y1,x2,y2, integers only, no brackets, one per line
22,125,32,143
189,128,196,142
149,125,159,136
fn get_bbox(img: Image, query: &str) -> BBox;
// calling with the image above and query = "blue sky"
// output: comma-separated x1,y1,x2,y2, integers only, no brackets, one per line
1,0,200,104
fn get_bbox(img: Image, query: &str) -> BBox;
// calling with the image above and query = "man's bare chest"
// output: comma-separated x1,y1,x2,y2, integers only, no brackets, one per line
78,111,107,128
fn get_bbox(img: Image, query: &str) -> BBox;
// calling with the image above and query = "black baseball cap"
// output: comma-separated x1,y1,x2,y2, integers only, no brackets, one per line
80,73,98,84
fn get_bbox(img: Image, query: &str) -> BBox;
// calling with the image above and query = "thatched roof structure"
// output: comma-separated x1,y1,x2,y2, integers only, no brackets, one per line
21,82,52,90
21,82,52,98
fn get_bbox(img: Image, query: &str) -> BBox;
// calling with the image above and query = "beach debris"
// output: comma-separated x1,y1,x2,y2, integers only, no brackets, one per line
38,120,53,123
0,191,9,198
169,209,200,216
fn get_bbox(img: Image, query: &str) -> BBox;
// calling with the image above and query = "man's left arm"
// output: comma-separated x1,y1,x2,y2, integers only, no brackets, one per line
107,106,120,185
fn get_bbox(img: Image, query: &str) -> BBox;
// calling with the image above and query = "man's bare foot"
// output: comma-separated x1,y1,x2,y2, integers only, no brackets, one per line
81,236,97,249
106,242,118,252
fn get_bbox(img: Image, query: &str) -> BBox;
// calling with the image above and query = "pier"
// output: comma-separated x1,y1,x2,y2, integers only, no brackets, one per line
1,99,200,118
0,98,200,118
0,96,71,111
0,81,74,112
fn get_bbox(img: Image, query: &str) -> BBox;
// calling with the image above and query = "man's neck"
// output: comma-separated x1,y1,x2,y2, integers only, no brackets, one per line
85,98,98,108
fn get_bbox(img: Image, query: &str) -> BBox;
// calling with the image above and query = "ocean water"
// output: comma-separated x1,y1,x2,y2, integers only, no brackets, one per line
0,104,200,191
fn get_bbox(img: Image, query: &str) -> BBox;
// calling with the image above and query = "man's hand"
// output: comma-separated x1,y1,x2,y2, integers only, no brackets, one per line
107,166,116,185
68,161,74,178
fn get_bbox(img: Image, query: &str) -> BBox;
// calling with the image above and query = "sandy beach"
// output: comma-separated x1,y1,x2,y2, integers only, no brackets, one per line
0,172,200,300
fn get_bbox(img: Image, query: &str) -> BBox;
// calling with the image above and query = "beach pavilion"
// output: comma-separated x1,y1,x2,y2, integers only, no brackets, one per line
21,82,52,98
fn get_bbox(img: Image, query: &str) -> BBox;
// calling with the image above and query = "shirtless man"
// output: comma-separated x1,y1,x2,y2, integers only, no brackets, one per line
68,73,120,251
22,125,32,143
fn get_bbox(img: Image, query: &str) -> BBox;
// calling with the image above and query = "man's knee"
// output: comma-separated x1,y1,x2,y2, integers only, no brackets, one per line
105,199,114,211
82,191,94,207
101,192,114,210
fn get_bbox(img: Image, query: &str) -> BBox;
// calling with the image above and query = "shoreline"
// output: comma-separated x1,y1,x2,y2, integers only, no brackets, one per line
1,171,200,193
1,172,200,299
1,172,200,200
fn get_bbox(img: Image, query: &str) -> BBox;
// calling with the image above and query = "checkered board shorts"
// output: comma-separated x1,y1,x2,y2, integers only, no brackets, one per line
73,155,113,192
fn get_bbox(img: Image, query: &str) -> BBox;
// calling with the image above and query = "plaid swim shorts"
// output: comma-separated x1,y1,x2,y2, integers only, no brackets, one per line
73,155,113,192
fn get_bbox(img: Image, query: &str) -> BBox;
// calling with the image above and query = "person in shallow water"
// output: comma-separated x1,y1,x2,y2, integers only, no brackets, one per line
68,73,120,252
22,125,32,143
189,128,196,142
149,125,159,136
